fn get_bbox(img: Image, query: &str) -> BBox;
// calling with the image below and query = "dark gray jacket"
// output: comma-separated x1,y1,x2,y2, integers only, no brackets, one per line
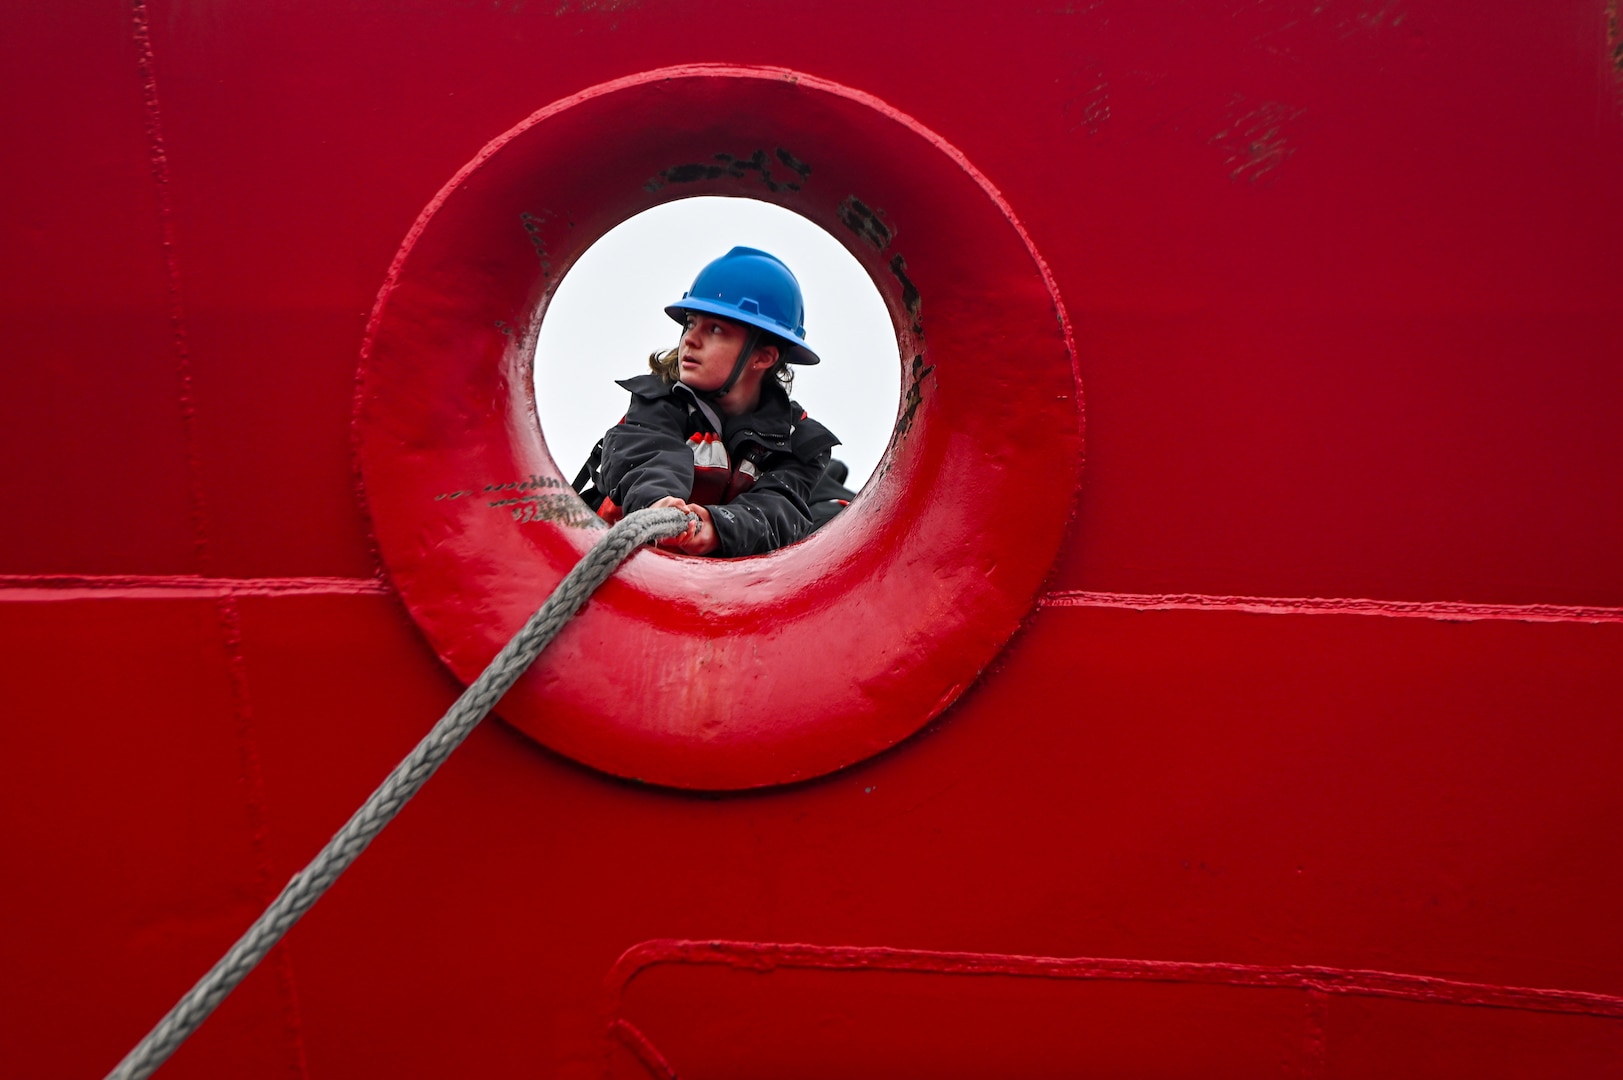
581,373,839,557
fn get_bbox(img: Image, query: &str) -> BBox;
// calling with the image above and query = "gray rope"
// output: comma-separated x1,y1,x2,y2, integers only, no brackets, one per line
106,506,694,1080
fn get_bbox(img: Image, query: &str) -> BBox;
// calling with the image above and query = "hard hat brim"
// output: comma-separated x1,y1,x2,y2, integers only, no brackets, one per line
665,299,821,365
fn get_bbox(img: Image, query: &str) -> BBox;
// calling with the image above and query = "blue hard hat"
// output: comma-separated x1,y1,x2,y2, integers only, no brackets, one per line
665,246,820,365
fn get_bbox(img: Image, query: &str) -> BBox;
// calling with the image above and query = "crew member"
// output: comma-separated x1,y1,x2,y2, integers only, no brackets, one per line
574,247,841,557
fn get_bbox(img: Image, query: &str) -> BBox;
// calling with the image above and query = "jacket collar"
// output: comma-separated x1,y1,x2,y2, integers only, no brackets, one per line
616,373,795,447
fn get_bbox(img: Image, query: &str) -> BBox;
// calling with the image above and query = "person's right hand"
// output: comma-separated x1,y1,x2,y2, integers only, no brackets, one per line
650,497,719,555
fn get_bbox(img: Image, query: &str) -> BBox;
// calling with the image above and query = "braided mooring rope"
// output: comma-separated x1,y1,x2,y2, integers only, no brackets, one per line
106,506,694,1080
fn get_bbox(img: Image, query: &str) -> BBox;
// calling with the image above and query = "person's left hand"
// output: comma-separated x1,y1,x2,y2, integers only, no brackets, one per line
650,497,719,555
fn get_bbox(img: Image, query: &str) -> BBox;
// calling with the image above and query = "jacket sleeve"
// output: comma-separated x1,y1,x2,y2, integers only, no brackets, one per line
596,393,695,513
706,415,839,557
705,451,829,557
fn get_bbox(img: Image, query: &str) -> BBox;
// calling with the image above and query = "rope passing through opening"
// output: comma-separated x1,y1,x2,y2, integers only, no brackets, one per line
105,507,695,1080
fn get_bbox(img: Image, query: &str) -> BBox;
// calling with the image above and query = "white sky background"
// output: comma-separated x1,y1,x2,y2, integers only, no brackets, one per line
533,197,900,490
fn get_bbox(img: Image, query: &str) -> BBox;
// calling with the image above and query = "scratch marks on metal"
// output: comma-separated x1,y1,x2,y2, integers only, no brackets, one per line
1212,98,1304,183
497,493,603,526
645,148,808,194
436,475,567,499
1062,60,1111,135
1340,0,1407,34
1249,1,1408,66
1042,0,1110,14
551,0,638,30
554,0,640,13
437,475,604,527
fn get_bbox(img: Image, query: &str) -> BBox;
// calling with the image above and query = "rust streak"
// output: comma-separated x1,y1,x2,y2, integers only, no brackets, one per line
837,196,893,250
895,354,935,438
644,148,804,194
889,254,921,322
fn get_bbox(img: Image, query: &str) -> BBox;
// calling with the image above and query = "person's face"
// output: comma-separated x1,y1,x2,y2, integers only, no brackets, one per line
677,312,752,393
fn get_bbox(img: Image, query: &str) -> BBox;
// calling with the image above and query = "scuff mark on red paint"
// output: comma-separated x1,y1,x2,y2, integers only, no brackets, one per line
554,0,640,14
1346,0,1407,34
1212,98,1304,183
1060,58,1111,134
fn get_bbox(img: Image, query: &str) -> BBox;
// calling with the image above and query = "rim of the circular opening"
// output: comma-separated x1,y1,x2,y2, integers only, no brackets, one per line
354,63,1084,789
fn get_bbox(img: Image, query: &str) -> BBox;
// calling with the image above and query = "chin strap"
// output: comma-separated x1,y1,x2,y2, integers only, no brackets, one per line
706,327,763,401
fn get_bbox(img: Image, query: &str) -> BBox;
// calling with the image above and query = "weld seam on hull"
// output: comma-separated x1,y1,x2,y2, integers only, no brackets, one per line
0,574,391,600
605,940,1623,1020
1041,590,1623,625
131,0,210,574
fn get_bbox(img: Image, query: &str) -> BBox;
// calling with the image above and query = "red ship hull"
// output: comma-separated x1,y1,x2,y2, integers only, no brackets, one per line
3,2,1621,1075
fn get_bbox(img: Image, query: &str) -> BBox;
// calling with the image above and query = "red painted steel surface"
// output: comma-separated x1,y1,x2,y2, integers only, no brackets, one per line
2,1,1622,1076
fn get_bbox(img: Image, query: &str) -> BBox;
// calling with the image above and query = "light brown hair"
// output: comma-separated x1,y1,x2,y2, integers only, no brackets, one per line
646,341,794,392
